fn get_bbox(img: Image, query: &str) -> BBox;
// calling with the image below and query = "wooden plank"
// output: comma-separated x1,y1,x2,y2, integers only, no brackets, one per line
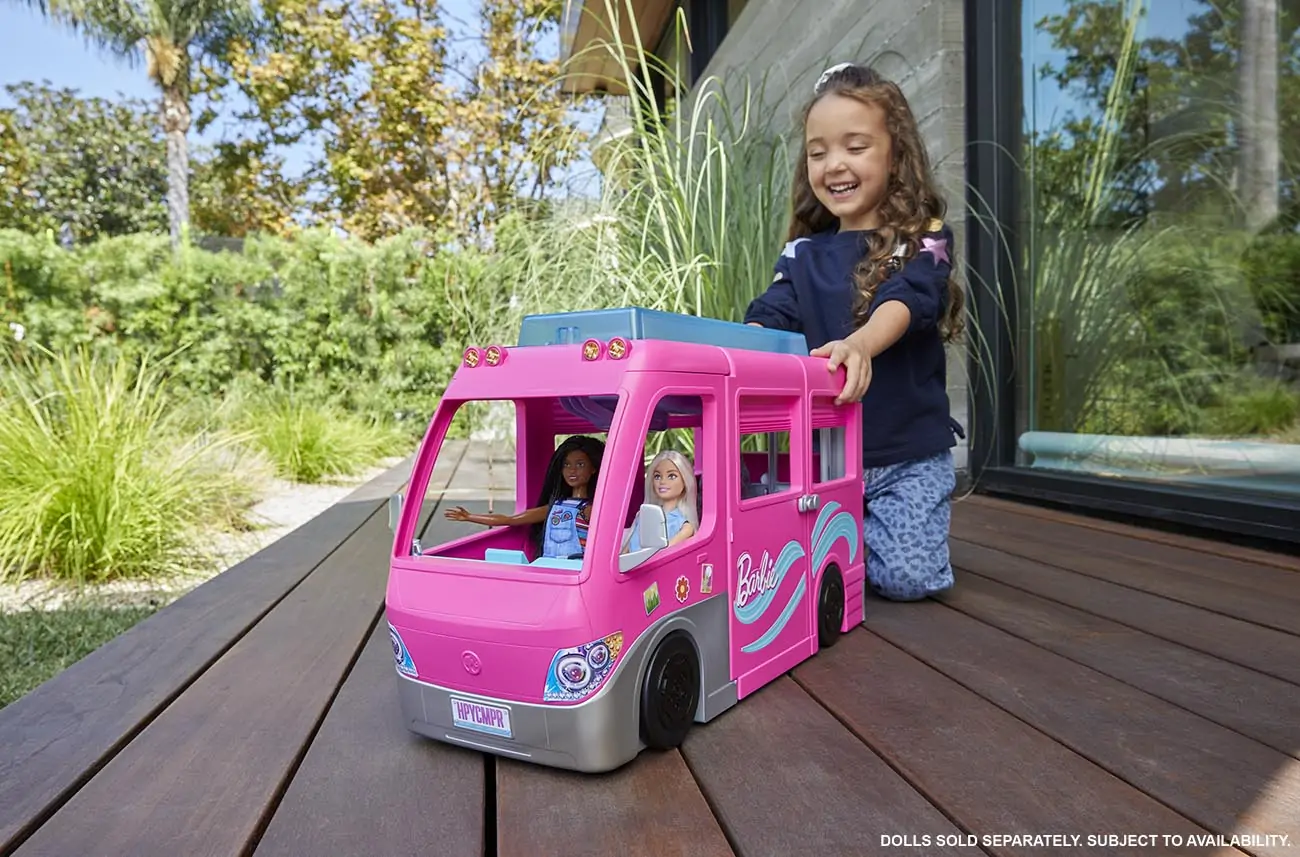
951,506,1300,637
794,628,1222,856
251,623,484,857
939,568,1300,760
682,676,970,857
863,599,1300,856
496,751,734,857
955,500,1300,602
966,496,1300,574
0,459,416,857
950,538,1300,689
11,454,459,857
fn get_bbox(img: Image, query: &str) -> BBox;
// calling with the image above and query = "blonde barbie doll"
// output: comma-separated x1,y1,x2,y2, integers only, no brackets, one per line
621,450,698,554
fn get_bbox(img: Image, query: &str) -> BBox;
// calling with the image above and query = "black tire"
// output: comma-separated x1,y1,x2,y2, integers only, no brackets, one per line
817,565,845,649
639,632,700,750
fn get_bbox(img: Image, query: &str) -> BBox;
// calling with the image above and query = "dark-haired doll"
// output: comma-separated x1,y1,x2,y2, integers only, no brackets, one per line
444,435,606,558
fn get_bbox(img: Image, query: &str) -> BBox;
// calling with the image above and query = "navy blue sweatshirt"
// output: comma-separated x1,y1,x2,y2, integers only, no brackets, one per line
743,223,963,468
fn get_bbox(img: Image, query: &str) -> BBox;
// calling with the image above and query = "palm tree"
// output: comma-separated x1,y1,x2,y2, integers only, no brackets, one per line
1238,0,1280,232
19,0,252,247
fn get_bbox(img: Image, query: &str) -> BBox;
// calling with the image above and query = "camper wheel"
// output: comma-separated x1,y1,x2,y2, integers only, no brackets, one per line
639,631,700,750
817,564,845,649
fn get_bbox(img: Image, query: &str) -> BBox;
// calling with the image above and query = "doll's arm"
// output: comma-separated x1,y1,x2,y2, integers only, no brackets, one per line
444,504,548,526
668,521,696,546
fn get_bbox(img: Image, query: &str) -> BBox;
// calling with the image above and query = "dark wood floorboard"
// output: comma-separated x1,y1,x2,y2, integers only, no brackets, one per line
949,538,1300,688
953,506,1300,633
8,476,1300,857
794,626,1225,856
864,596,1300,857
0,462,413,857
966,496,1300,574
251,623,484,857
682,676,970,857
943,558,1300,759
496,750,735,857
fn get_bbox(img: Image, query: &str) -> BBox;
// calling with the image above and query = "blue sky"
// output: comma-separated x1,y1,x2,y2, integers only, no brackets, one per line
2,0,1204,126
1,4,159,104
0,0,609,197
2,0,1204,191
1024,0,1208,134
0,0,499,156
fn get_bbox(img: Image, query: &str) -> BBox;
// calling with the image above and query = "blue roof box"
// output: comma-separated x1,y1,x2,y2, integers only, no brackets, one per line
516,307,809,356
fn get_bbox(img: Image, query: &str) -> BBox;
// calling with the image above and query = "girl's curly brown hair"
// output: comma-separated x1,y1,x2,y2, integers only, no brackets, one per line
786,64,965,342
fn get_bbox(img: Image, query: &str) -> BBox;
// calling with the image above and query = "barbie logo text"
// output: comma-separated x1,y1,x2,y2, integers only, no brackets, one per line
734,550,779,610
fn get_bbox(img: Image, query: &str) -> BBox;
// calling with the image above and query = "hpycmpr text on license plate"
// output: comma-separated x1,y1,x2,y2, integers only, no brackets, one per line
450,696,513,739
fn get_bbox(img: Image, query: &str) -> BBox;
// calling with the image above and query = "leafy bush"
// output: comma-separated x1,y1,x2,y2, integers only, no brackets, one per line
0,347,262,584
227,384,407,483
1,227,467,432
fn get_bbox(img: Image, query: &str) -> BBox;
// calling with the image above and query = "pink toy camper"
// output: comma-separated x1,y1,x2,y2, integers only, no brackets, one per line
385,308,865,772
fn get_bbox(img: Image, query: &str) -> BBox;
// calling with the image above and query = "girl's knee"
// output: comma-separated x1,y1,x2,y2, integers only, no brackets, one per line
868,559,954,601
866,534,954,601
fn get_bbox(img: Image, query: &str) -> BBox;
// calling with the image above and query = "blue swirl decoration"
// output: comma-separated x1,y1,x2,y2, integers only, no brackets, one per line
741,575,806,653
737,502,861,654
733,540,805,625
811,501,860,570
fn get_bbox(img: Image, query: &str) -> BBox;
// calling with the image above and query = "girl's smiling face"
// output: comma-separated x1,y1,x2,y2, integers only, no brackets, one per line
651,460,684,502
804,93,893,231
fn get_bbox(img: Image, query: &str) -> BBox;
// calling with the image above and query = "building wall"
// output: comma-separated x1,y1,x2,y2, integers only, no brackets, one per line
697,0,970,469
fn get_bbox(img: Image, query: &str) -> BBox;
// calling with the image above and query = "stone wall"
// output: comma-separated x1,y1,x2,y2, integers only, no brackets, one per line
698,0,970,469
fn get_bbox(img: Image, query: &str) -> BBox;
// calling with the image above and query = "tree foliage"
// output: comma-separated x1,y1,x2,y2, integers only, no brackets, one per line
0,82,300,242
204,0,590,243
1030,0,1299,226
19,0,256,246
0,81,167,242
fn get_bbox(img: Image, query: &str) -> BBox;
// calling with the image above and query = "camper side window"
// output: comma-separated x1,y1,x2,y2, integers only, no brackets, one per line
737,394,799,500
614,393,708,570
811,395,848,486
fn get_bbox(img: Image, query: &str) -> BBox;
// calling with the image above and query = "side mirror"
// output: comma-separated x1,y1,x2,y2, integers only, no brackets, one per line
637,503,668,549
618,504,668,573
388,492,404,532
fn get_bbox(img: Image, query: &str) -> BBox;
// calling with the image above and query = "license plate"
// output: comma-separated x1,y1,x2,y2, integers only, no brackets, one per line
450,696,513,739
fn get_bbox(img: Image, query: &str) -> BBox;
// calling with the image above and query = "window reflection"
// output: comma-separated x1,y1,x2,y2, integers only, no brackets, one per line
1019,0,1300,497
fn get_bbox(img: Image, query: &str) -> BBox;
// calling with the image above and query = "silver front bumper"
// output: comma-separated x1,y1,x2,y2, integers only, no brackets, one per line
396,669,645,773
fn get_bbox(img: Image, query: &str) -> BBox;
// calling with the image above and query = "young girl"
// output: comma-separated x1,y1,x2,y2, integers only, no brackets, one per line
444,435,606,559
744,62,965,602
621,450,699,554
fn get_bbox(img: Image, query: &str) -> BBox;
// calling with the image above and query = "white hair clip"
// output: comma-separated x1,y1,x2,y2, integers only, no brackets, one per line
814,62,854,94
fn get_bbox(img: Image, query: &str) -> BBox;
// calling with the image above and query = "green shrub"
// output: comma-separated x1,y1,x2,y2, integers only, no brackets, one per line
1,227,468,429
1202,376,1300,437
0,347,262,584
231,384,408,483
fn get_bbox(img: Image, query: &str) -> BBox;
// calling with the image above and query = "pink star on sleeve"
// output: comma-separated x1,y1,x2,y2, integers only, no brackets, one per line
921,236,949,266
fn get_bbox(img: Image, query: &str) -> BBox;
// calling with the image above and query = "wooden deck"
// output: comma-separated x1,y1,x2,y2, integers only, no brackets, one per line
1,442,1298,857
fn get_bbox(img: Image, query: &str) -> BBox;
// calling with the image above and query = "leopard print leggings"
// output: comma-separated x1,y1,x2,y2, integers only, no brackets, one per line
863,450,956,602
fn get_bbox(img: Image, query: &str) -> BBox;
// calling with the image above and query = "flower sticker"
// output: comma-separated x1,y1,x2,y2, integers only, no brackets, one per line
674,575,690,603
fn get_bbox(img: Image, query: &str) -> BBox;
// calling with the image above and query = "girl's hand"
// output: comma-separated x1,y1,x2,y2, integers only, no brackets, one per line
810,339,873,404
444,506,472,522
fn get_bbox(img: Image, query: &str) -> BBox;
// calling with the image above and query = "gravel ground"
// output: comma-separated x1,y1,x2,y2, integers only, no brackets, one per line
0,458,403,614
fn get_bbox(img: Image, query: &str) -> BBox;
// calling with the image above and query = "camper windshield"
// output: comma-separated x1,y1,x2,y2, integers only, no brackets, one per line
412,392,624,572
411,390,708,572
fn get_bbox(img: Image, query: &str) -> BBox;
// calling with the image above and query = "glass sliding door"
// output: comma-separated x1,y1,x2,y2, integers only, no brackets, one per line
967,0,1300,543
